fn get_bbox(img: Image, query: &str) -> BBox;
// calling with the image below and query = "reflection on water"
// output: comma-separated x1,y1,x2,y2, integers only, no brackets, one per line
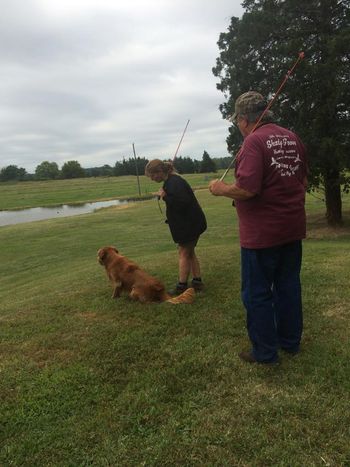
0,199,129,227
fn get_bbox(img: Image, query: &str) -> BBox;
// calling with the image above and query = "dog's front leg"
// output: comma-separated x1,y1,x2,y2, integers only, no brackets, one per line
112,281,123,298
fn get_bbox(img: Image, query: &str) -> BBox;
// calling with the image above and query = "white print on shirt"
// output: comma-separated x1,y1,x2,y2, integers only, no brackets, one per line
266,135,301,177
266,136,297,149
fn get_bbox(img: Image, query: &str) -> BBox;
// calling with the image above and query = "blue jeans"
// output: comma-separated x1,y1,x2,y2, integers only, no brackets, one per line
241,241,303,363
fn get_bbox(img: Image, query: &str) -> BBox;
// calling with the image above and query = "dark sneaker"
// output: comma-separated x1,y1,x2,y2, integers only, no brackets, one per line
191,279,204,292
238,351,257,363
238,351,279,365
168,283,188,296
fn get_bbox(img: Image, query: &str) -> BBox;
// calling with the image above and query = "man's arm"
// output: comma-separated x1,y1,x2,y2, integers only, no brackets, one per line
209,179,255,201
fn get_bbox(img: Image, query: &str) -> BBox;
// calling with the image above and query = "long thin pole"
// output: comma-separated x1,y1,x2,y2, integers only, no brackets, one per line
132,143,142,197
157,119,191,215
173,119,190,162
220,52,305,181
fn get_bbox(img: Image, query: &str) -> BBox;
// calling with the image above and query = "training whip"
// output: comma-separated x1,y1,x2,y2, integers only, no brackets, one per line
157,119,190,214
173,119,190,162
220,51,305,181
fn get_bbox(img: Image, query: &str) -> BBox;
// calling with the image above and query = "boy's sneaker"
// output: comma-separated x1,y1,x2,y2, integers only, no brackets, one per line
168,282,188,296
191,278,204,292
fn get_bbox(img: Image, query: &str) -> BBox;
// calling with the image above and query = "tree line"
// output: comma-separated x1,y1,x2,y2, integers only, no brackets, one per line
0,151,228,182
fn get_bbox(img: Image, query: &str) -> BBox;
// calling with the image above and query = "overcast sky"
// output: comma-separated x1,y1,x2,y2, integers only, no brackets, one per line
1,0,244,173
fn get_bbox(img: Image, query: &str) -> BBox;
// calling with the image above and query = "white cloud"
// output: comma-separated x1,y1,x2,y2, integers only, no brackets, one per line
0,0,243,172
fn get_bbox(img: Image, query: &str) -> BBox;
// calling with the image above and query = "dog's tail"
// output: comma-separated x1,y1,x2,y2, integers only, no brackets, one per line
165,287,195,305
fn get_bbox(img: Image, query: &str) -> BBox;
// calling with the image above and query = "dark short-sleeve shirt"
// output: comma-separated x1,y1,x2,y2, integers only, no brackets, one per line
163,174,207,244
234,123,307,249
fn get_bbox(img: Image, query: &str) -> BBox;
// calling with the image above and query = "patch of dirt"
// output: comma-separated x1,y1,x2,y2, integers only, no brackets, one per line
322,304,348,319
306,225,350,239
76,312,98,320
306,212,350,239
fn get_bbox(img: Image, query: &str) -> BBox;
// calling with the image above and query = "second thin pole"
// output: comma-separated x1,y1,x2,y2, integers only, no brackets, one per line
132,143,142,197
173,119,190,162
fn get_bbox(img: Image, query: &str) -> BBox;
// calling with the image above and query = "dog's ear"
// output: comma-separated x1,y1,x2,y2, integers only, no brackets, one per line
97,248,107,261
112,247,119,254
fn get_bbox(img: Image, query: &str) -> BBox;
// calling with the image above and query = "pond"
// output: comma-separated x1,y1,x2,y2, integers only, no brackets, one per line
0,199,131,227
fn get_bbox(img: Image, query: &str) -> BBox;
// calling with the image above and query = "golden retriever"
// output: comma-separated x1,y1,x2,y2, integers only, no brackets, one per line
97,246,195,304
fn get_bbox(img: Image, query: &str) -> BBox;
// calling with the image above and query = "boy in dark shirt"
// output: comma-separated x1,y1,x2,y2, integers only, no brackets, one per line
145,159,207,294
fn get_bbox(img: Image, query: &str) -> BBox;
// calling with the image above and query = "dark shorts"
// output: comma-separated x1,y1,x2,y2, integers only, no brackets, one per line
177,237,199,248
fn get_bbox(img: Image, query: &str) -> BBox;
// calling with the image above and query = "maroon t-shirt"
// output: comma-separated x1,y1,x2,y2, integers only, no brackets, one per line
234,123,307,249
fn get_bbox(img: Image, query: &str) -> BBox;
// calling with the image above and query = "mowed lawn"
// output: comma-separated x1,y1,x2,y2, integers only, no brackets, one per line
0,177,350,466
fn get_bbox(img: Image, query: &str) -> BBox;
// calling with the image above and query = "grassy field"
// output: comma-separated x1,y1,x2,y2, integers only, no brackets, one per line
1,178,350,466
0,173,221,211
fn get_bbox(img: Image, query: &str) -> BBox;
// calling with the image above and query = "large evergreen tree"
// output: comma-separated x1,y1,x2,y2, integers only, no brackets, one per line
200,151,217,173
213,0,350,226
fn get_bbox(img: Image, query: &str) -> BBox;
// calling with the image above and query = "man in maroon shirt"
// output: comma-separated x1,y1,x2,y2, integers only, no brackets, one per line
209,91,308,364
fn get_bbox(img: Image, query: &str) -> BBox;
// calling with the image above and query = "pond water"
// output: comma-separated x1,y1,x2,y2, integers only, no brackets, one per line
0,199,130,227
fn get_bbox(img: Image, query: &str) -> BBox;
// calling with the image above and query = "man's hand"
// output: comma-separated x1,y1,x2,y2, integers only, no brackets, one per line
209,179,255,200
209,179,228,196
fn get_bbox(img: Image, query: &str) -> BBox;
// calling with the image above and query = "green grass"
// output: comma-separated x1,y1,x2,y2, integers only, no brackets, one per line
0,173,222,210
0,181,350,466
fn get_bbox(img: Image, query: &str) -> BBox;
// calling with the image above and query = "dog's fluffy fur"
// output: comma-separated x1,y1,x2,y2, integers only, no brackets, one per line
98,246,195,305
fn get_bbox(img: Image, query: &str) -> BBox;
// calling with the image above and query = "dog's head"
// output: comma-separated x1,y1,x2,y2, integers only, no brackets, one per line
97,246,119,265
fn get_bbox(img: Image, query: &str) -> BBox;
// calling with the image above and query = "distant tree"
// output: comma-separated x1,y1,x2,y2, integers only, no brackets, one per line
173,157,184,174
84,167,100,177
174,156,197,174
213,0,350,225
23,173,35,181
85,164,114,177
61,160,85,179
99,164,114,176
114,158,129,176
130,157,149,176
193,159,201,173
200,151,217,173
114,157,149,176
17,167,27,180
0,165,27,181
35,161,60,180
213,157,233,170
